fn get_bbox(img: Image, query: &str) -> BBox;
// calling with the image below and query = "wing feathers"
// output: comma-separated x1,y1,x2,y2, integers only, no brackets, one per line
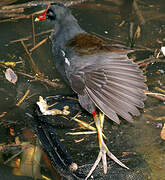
101,88,140,116
106,69,144,80
86,87,120,124
86,87,134,123
104,82,146,100
87,81,140,118
106,75,147,90
103,85,144,108
70,52,147,124
82,58,147,123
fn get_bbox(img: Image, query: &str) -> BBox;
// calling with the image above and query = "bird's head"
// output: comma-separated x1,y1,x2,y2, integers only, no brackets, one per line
35,3,70,23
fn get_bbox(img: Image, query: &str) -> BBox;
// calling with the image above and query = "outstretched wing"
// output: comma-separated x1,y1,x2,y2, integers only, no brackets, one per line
69,53,147,124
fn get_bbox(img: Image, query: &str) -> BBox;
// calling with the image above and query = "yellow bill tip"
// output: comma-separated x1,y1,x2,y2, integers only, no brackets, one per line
35,17,39,22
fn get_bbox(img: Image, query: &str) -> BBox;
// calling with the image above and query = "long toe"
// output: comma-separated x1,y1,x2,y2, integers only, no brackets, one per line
86,112,129,180
86,142,129,180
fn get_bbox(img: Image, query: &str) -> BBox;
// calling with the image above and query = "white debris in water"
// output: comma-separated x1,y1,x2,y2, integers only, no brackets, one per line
161,46,165,56
37,96,70,116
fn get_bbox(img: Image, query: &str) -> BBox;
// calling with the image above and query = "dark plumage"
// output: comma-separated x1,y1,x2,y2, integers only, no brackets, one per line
36,3,147,179
43,4,147,124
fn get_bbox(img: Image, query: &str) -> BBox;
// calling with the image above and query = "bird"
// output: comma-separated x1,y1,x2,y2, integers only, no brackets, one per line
35,2,147,179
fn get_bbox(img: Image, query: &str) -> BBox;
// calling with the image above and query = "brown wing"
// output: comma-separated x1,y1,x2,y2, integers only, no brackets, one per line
66,33,129,56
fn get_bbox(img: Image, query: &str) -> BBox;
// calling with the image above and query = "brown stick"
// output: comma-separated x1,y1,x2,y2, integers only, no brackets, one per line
1,0,89,10
0,0,18,7
21,40,40,75
0,0,90,21
9,29,53,44
37,77,64,88
30,37,49,52
16,89,30,106
132,0,145,25
31,14,36,47
0,14,31,23
144,90,165,101
137,57,165,66
17,71,63,88
0,8,24,14
154,87,165,94
0,9,44,23
4,144,33,165
1,1,54,10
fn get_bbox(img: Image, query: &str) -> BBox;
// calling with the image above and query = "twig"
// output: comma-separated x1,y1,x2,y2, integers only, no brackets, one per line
17,71,63,88
38,77,64,88
133,0,145,25
26,93,38,100
0,144,22,152
0,0,89,22
0,9,45,23
4,144,33,165
9,29,53,44
0,14,31,23
21,40,40,75
137,56,165,66
146,13,165,22
155,117,165,121
16,89,30,106
65,0,90,7
154,87,165,94
67,131,97,135
0,0,18,7
129,22,134,43
30,37,49,52
17,71,34,79
144,90,165,101
31,14,36,47
0,7,24,15
1,0,90,10
19,56,25,68
1,1,56,10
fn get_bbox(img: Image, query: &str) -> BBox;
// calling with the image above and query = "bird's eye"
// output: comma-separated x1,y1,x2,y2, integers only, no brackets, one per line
46,9,56,20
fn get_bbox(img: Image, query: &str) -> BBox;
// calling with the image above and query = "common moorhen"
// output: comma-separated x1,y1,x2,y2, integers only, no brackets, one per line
36,3,147,179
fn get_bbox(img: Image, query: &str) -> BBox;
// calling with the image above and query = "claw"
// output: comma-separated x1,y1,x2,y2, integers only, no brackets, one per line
85,151,102,180
86,112,129,180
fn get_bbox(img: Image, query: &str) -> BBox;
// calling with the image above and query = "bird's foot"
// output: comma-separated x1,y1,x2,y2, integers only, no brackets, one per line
85,141,129,180
85,112,129,180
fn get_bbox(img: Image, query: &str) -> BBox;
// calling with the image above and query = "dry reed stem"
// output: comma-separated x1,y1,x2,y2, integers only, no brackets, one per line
16,89,30,106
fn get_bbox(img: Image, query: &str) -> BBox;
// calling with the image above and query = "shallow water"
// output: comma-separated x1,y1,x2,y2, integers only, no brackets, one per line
0,0,165,179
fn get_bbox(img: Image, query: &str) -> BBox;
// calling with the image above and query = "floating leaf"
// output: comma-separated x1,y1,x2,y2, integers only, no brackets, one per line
5,68,18,84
